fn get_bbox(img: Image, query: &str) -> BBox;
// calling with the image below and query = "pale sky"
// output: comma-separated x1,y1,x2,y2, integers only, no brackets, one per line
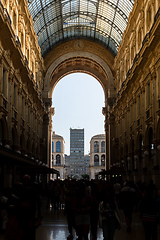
52,73,105,155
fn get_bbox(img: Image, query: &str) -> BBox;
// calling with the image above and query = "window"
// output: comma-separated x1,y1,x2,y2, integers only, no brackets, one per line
0,120,4,145
158,67,160,98
3,66,7,97
138,28,142,47
13,83,17,108
147,6,152,28
137,95,140,117
126,58,129,73
101,141,105,153
27,49,29,61
94,141,99,153
32,61,34,76
56,155,61,165
13,10,16,30
21,32,24,49
22,96,24,118
146,82,150,109
28,106,30,123
52,142,54,153
101,155,105,166
131,45,135,62
56,141,61,152
94,155,99,166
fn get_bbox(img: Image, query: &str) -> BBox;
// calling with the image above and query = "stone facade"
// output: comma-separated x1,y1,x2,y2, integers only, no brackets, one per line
51,132,65,180
0,0,160,188
90,134,105,179
0,0,51,188
110,0,160,186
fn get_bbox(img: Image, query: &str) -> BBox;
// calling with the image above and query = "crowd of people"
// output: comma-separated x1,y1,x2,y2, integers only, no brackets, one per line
0,176,160,240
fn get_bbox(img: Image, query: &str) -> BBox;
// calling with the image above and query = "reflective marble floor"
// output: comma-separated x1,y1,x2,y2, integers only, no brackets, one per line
36,205,160,240
0,203,160,240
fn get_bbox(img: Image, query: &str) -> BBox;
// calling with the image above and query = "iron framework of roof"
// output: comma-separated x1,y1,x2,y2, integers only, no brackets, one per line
27,0,135,57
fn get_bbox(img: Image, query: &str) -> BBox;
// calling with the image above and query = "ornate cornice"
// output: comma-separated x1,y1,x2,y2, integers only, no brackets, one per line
44,39,114,72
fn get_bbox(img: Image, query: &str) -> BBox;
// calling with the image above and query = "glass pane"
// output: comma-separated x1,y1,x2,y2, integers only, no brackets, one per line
27,0,134,56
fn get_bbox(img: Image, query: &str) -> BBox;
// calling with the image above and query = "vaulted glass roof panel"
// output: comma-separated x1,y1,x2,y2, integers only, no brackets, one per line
27,0,135,57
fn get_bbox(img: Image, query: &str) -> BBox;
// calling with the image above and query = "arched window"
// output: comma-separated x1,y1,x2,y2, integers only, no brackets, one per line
56,141,61,152
56,154,61,165
13,10,16,30
11,128,15,150
94,155,99,166
131,45,135,62
21,32,24,49
138,28,142,47
94,141,99,153
149,128,153,160
52,142,54,153
101,141,105,153
0,120,4,145
101,155,105,166
147,6,152,28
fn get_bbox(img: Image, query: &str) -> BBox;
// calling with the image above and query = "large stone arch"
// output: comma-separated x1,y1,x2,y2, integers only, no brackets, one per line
43,39,115,101
43,39,116,171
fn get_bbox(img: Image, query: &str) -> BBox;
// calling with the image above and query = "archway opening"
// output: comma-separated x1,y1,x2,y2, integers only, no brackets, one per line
51,72,105,179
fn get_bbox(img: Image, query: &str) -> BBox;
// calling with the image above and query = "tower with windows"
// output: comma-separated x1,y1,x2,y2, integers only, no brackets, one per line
90,134,105,179
68,128,85,179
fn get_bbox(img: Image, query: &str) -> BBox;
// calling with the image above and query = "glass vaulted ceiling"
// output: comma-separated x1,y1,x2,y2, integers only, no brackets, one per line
27,0,135,57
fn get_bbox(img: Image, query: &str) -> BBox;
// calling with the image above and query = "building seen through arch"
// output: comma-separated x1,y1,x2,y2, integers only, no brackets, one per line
0,0,160,188
51,132,65,180
90,134,106,179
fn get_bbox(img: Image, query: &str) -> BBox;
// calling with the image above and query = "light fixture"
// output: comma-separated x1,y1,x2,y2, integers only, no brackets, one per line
157,145,160,151
127,157,131,162
144,150,149,156
5,144,10,149
134,155,138,160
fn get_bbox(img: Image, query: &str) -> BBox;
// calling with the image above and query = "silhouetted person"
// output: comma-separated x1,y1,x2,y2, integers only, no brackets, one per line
5,182,24,240
140,183,158,240
99,187,120,240
20,174,41,240
72,181,91,240
46,180,54,209
90,181,99,240
119,181,136,232
65,180,76,240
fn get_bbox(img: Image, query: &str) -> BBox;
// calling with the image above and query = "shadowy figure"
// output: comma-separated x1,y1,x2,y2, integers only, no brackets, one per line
72,181,91,240
119,181,136,232
5,182,24,240
46,180,54,209
65,180,76,240
90,181,99,240
140,182,158,240
99,187,120,240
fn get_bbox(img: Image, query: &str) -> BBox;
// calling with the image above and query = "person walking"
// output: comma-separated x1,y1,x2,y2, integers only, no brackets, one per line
119,181,136,232
140,183,158,240
99,187,120,240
